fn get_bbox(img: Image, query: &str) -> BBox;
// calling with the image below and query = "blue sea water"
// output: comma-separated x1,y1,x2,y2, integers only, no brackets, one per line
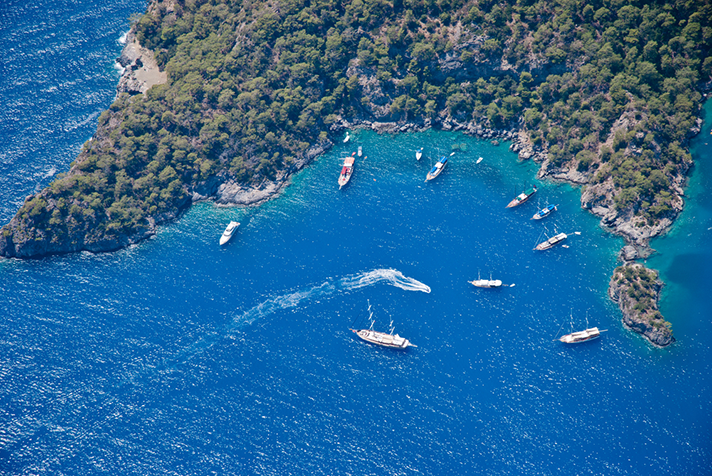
1,1,711,474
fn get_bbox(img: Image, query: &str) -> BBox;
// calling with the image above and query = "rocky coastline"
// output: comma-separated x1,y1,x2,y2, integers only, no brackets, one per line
1,0,702,348
608,263,675,347
327,112,692,347
116,31,167,96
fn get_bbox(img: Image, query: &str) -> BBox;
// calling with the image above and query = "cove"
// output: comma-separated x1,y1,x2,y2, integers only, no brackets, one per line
2,127,710,474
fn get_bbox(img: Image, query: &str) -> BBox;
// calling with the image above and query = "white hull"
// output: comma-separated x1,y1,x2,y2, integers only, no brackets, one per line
338,156,355,188
352,329,413,349
219,221,240,245
535,232,567,250
559,327,602,344
470,279,502,288
426,161,446,181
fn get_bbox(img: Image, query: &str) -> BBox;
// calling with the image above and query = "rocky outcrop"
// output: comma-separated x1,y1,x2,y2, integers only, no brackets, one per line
116,31,167,95
580,176,684,250
609,263,675,347
208,141,326,206
0,192,190,258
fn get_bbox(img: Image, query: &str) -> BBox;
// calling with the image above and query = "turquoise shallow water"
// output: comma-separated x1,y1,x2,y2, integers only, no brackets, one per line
647,99,712,352
1,1,711,474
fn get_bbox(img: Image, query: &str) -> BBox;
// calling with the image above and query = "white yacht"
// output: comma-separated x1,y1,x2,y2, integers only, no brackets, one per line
220,221,240,245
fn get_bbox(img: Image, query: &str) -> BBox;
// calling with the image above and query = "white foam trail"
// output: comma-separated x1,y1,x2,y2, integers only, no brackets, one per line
231,269,429,328
168,269,430,365
338,268,431,294
231,282,336,328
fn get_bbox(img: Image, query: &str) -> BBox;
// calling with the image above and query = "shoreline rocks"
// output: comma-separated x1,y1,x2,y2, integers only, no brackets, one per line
116,31,167,95
609,263,675,347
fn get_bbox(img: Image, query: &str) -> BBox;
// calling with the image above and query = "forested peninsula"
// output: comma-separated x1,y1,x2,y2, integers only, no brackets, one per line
2,0,711,346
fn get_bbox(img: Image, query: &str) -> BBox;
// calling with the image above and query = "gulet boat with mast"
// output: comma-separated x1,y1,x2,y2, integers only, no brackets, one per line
532,204,557,220
426,156,447,181
468,272,515,288
338,153,355,189
350,303,416,350
558,327,605,343
554,315,607,344
426,152,454,181
506,186,537,208
534,230,580,251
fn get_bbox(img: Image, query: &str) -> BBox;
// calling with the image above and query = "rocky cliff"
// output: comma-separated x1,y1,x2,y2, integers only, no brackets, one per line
609,262,675,347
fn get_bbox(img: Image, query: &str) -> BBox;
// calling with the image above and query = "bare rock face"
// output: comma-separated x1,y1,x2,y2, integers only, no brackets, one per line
117,32,167,95
609,263,675,347
216,177,290,206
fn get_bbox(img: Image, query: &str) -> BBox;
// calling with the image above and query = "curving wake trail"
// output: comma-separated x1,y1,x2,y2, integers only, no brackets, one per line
337,268,432,294
170,269,430,364
230,268,430,328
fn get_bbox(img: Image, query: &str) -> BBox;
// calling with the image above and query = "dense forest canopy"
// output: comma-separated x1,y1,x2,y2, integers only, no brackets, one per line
3,0,711,253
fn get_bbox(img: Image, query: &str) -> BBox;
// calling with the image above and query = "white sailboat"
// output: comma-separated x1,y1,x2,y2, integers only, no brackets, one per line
469,271,515,288
534,230,580,251
350,303,416,350
554,314,607,344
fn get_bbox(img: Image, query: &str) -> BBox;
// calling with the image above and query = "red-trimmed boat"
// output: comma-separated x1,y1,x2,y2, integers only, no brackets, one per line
338,154,355,189
506,186,537,208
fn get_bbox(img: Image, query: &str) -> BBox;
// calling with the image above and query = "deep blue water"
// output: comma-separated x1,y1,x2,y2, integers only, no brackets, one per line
1,2,711,474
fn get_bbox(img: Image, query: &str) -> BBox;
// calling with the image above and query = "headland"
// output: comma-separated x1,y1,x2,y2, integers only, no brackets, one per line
2,0,711,346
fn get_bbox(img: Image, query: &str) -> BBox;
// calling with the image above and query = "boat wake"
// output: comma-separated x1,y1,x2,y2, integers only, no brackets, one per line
231,281,336,328
338,268,431,294
232,269,429,328
170,269,430,363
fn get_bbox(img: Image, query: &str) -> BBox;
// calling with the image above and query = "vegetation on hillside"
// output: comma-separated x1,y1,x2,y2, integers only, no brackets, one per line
3,0,711,250
612,263,671,333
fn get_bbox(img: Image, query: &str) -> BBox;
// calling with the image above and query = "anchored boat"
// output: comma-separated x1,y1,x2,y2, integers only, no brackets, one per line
534,231,580,251
219,221,240,245
338,154,355,189
426,156,448,181
416,147,423,160
532,204,557,220
534,232,567,250
469,271,515,288
506,186,537,208
558,327,607,344
470,278,502,288
554,314,607,344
